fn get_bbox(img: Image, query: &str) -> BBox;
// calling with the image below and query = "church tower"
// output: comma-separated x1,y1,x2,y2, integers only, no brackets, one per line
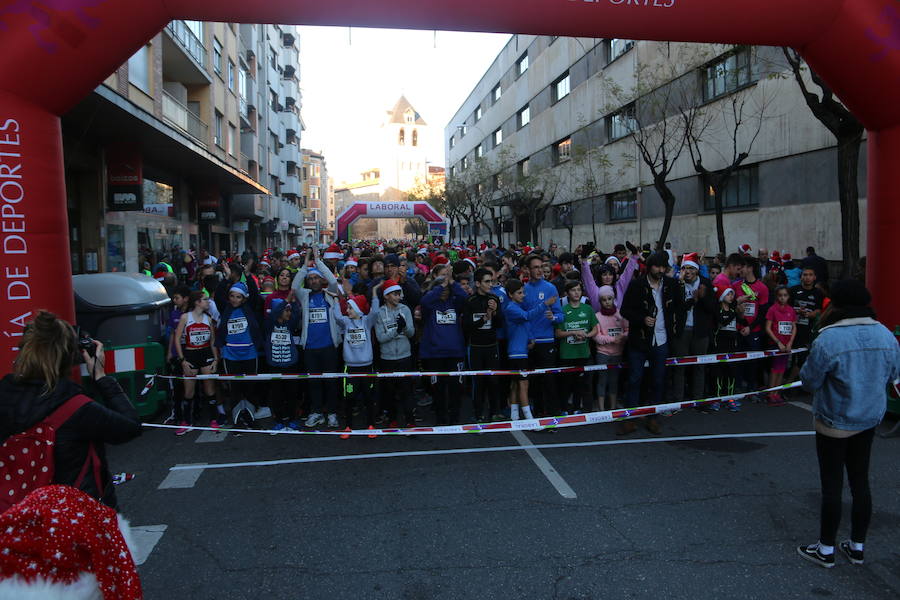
382,96,429,193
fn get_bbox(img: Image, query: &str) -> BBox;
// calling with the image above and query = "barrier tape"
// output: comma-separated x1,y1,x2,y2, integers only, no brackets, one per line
144,348,806,382
141,381,805,437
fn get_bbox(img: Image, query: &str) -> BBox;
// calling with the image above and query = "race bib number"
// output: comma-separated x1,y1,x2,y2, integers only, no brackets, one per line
778,321,793,336
227,316,248,336
347,328,367,347
386,321,397,333
309,307,327,324
436,310,457,325
743,302,756,317
722,320,737,332
566,335,585,345
473,312,492,330
189,329,210,346
798,316,809,326
271,331,291,346
607,327,622,338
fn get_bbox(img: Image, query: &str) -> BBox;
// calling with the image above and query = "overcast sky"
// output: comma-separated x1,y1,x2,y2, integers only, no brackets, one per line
297,27,510,184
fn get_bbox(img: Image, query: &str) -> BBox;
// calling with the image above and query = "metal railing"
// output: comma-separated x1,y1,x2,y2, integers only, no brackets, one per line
166,20,206,69
161,91,209,146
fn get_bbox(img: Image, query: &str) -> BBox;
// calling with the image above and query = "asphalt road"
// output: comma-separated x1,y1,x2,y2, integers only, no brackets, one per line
110,395,900,599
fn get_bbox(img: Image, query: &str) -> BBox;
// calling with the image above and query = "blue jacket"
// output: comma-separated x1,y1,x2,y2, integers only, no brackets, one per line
214,303,263,354
523,279,563,344
263,298,301,367
419,282,468,359
503,300,546,359
800,317,899,431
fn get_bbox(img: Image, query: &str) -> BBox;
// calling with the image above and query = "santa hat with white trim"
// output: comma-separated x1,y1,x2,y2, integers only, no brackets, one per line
287,251,301,261
383,279,403,296
681,252,700,270
323,243,343,260
718,287,735,302
737,244,752,256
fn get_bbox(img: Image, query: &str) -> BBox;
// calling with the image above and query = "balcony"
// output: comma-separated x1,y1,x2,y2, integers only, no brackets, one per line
281,141,299,165
163,21,210,85
161,90,208,146
231,194,266,220
281,76,298,105
282,173,300,196
281,108,300,137
281,44,299,74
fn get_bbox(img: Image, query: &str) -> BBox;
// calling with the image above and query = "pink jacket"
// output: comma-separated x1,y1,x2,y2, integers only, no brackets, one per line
581,256,637,312
593,311,629,356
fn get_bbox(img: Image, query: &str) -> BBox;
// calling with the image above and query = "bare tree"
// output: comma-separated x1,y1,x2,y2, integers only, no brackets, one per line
783,47,863,277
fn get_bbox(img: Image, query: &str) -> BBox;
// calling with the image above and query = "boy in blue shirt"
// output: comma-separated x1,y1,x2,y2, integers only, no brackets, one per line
522,255,563,417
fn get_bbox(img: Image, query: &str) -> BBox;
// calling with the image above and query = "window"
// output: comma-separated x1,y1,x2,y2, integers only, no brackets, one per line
399,128,405,145
493,128,503,147
239,68,247,99
702,47,756,102
609,189,637,221
492,84,502,103
517,105,530,129
405,110,415,123
184,20,204,41
608,104,636,141
460,124,468,137
412,129,418,147
227,123,236,156
475,144,483,158
450,166,456,178
554,204,573,228
228,60,235,91
552,73,570,103
214,111,224,147
608,39,634,62
474,105,482,122
516,54,529,77
554,137,572,163
518,158,530,178
213,38,223,75
462,157,469,171
449,135,455,149
703,165,759,210
127,44,151,94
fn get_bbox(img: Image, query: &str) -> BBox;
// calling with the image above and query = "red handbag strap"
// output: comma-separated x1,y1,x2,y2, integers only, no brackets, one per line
74,443,103,494
44,394,93,430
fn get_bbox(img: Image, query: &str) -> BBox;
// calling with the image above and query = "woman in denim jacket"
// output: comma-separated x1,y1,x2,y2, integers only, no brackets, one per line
797,279,900,568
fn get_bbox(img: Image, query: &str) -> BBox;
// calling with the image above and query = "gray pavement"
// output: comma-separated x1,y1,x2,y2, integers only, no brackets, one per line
110,396,900,599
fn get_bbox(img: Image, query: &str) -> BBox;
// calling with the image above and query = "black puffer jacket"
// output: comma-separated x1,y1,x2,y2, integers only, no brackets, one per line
0,375,141,509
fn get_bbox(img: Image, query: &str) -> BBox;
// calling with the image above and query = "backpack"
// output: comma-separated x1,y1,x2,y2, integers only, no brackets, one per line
0,394,103,514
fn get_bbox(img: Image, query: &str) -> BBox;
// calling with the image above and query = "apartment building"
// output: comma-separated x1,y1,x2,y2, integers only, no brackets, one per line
61,20,305,274
300,149,332,244
445,36,867,258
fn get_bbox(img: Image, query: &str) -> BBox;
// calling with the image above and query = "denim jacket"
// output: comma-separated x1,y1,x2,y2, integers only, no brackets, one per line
800,317,899,431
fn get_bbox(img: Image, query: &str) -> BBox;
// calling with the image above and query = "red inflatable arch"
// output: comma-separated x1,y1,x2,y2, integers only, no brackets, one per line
1,0,899,373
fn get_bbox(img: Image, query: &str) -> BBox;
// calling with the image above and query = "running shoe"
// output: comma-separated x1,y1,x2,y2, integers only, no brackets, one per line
340,426,352,440
305,412,325,427
367,425,377,439
839,541,864,565
727,400,740,412
271,422,286,432
326,413,340,428
768,392,786,407
209,419,223,430
797,543,835,569
286,421,301,431
175,421,191,436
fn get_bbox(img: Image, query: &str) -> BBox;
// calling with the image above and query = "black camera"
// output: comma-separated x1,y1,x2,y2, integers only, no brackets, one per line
77,327,96,358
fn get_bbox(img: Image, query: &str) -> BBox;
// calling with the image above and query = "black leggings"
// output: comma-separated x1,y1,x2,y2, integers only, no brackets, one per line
268,364,300,422
423,357,463,425
380,356,415,425
816,428,875,546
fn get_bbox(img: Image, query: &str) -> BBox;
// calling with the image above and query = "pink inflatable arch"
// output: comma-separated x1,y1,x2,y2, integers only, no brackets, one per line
335,201,447,242
1,0,898,373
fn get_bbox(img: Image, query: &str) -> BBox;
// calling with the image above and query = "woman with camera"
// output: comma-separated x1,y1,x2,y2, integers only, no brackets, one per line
0,311,142,509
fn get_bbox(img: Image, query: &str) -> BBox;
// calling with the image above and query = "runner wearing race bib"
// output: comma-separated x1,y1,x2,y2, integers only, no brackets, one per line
171,291,220,434
214,282,263,428
593,285,628,412
764,286,797,406
331,289,382,433
731,257,769,398
555,281,599,414
264,297,301,431
712,287,740,412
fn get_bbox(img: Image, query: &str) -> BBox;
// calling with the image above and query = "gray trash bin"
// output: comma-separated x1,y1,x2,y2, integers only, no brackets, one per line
73,273,172,346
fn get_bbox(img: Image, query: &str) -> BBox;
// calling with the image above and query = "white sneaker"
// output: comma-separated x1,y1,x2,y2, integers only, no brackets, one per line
305,412,325,427
327,413,340,428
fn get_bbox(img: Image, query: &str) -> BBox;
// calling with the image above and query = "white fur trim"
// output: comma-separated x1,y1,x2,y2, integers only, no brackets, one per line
324,252,342,260
383,284,402,296
682,260,699,270
116,514,138,559
0,573,102,600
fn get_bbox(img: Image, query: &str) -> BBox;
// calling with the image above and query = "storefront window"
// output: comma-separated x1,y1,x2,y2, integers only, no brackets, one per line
143,179,175,217
107,224,126,272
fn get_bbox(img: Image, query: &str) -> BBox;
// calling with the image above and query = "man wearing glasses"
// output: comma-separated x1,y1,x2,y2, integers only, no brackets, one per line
463,268,506,421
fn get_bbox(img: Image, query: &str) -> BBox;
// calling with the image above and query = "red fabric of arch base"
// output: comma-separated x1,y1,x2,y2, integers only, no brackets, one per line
1,0,899,375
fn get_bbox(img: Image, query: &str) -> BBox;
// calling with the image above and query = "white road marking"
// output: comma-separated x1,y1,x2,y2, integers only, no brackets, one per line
511,430,577,499
168,430,815,472
789,400,813,413
158,463,207,488
196,430,227,443
129,524,167,566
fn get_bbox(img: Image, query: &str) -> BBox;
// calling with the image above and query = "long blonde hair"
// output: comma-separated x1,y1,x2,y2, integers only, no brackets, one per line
13,311,78,395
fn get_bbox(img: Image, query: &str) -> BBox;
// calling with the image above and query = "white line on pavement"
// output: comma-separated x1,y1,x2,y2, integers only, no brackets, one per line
789,400,813,413
158,463,207,488
511,430,577,499
168,430,815,472
196,430,227,443
129,524,167,566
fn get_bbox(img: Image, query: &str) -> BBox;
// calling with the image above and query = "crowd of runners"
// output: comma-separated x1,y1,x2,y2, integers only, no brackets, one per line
149,239,836,437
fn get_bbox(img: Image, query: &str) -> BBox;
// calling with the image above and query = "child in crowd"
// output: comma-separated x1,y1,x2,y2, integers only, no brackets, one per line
765,285,797,406
419,274,468,425
593,285,628,412
555,280,598,413
502,279,555,420
713,287,740,412
375,279,417,427
330,284,381,435
264,297,301,431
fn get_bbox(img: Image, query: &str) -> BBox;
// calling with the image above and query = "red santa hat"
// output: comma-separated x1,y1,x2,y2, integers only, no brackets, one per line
345,294,370,317
718,287,735,302
345,258,358,267
523,246,533,255
463,257,477,270
782,252,792,262
433,255,449,266
0,485,142,600
324,243,342,260
737,244,752,256
383,279,403,296
681,252,700,270
770,250,782,264
287,251,301,261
